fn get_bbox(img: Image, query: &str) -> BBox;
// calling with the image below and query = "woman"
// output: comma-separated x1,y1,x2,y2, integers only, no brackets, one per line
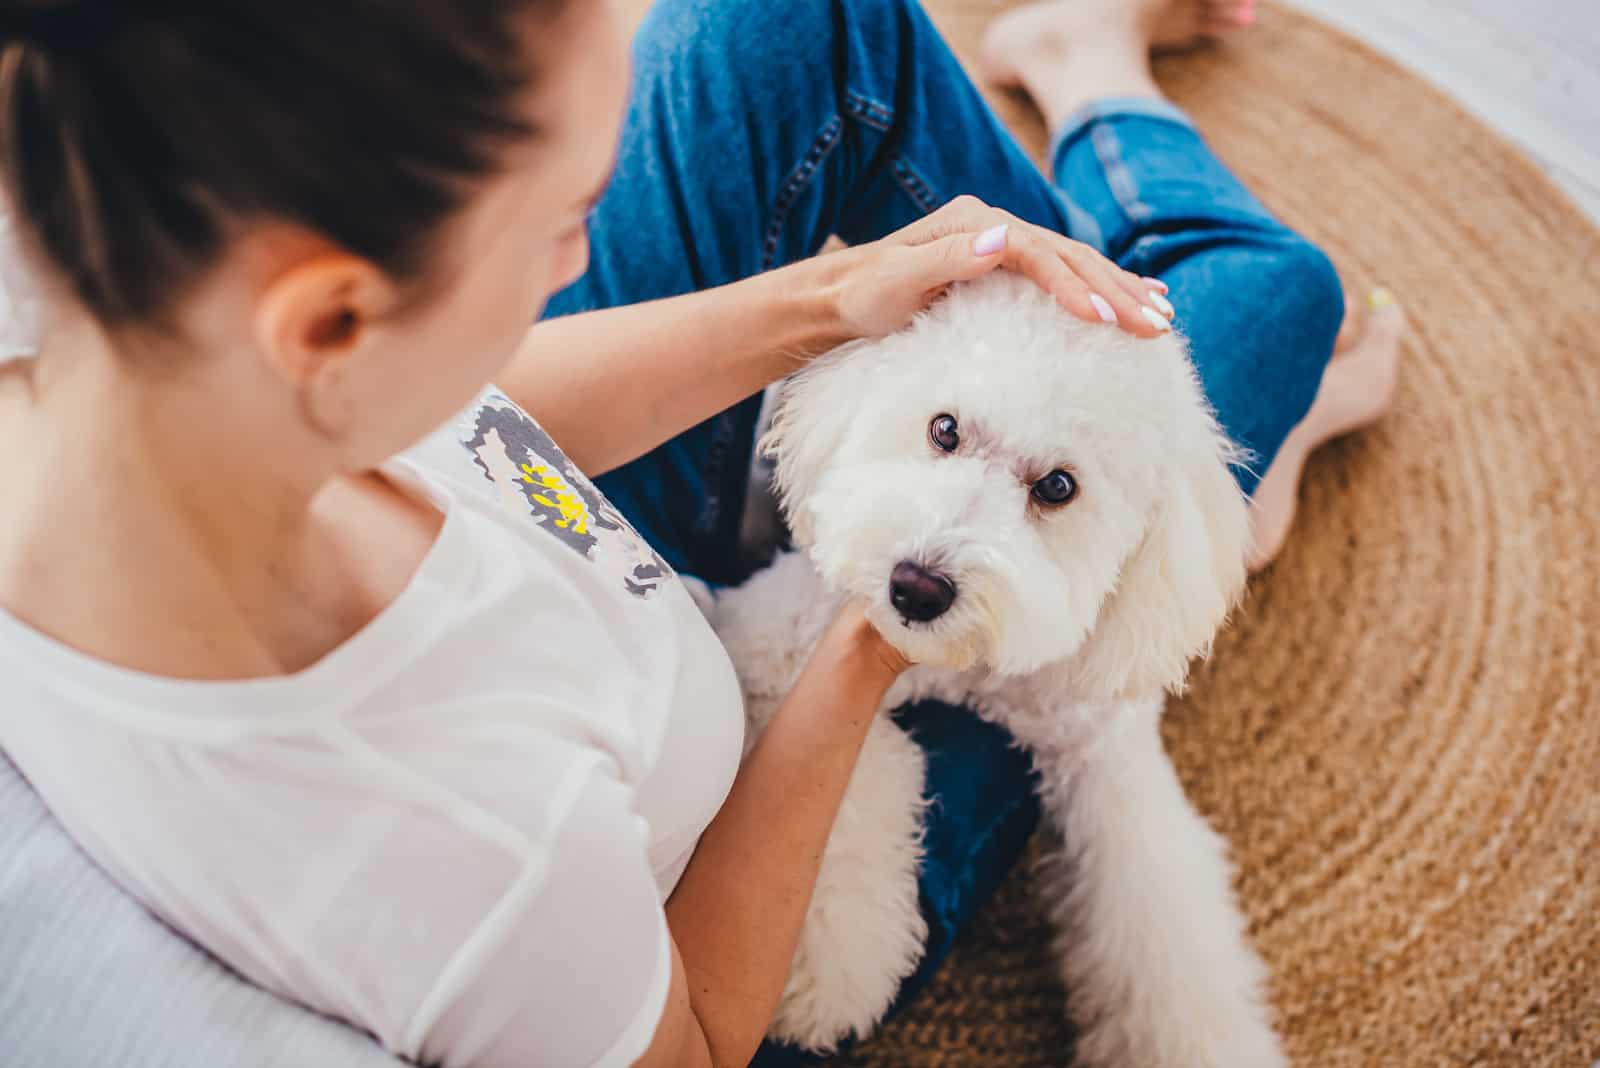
0,0,1399,1066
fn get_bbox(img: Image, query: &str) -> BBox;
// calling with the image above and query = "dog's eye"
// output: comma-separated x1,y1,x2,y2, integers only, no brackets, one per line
1031,469,1078,506
928,414,960,453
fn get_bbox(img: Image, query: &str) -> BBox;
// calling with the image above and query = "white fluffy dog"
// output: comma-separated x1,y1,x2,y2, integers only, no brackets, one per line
696,272,1285,1067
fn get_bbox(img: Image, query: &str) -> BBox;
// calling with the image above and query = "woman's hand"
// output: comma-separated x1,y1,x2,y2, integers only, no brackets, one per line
818,600,915,684
506,198,1175,480
825,195,1174,341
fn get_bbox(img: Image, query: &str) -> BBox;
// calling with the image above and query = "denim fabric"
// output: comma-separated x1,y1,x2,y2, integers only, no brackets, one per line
543,0,1344,1061
1049,96,1345,491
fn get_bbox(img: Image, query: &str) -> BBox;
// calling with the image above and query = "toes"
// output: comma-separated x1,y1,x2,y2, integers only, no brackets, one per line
1203,0,1256,33
1335,288,1405,356
1319,295,1405,429
1365,287,1406,334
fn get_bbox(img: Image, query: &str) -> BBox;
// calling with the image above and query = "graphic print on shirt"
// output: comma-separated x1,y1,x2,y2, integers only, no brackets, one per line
462,395,671,598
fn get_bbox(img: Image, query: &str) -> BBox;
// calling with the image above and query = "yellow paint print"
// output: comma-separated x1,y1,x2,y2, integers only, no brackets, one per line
521,462,592,535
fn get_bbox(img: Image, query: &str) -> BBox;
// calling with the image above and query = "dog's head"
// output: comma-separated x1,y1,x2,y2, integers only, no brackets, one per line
764,272,1252,697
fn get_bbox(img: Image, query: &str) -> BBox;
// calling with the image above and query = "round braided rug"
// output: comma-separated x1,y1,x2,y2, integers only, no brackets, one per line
829,3,1600,1066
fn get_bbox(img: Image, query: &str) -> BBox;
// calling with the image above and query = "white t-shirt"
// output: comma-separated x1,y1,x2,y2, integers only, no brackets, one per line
0,386,747,1067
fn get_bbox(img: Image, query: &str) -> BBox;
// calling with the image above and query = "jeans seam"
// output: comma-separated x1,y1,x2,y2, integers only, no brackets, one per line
891,155,942,216
762,114,845,272
1090,121,1153,224
844,88,894,131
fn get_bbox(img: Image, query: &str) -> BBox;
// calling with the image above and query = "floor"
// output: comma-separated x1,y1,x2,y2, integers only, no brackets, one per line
1279,0,1600,221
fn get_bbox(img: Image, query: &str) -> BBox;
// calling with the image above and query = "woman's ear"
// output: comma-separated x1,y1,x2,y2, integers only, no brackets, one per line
254,252,395,437
1069,369,1253,699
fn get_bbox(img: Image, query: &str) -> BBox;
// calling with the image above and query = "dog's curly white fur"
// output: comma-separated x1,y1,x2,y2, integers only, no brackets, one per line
696,272,1285,1066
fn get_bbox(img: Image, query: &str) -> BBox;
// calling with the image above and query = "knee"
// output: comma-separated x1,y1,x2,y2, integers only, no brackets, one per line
1245,233,1344,416
1180,233,1344,486
1258,234,1345,356
631,0,840,97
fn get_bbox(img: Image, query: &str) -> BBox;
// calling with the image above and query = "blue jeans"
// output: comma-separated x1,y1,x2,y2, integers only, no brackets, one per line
543,0,1343,1059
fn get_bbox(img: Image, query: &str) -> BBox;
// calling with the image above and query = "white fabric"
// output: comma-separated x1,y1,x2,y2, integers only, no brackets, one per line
0,386,746,1068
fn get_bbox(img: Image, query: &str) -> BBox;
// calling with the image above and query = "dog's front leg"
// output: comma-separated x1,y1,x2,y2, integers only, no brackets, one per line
1035,697,1286,1068
705,552,929,1051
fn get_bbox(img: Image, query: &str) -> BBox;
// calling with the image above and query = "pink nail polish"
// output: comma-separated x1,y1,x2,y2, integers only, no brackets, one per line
1144,276,1169,294
973,224,1008,257
1089,293,1118,324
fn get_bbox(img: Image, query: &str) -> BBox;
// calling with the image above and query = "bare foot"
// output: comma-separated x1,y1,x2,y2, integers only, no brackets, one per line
981,0,1257,118
1247,291,1405,571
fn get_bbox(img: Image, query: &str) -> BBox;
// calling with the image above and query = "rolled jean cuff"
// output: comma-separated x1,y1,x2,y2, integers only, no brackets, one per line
1048,95,1198,175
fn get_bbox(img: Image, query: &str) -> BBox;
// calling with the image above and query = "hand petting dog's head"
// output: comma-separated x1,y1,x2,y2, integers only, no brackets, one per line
764,272,1251,697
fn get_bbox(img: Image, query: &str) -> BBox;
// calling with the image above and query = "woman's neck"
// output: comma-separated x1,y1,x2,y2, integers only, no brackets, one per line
0,327,422,680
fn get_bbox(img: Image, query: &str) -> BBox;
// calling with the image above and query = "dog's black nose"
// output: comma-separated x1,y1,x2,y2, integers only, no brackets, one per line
889,561,957,623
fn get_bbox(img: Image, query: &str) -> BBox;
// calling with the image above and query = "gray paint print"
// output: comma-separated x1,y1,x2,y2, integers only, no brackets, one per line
462,398,670,599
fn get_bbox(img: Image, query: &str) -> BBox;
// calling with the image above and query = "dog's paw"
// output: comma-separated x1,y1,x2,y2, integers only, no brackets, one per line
1177,1013,1288,1068
1074,1002,1288,1068
767,716,928,1052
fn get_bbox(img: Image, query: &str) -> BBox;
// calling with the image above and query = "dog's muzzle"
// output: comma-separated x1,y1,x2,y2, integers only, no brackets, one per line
888,560,957,623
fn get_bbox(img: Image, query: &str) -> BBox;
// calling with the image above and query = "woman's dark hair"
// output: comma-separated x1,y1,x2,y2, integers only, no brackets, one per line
0,0,554,326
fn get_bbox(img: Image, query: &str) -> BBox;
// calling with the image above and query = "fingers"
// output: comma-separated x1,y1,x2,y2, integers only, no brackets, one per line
900,194,992,244
1039,230,1173,336
898,196,1179,336
1058,242,1166,336
1001,229,1121,328
914,226,1011,288
997,223,1164,336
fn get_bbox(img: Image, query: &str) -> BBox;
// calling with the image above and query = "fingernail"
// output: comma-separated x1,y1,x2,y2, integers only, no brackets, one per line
974,224,1009,256
1147,290,1175,318
1089,293,1118,324
1144,276,1169,293
1140,306,1173,332
1368,287,1395,309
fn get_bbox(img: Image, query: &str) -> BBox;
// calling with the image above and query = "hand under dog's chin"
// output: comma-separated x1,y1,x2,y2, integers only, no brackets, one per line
864,602,985,673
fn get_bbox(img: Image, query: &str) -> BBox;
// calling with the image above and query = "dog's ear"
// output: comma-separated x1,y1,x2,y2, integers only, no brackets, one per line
760,342,870,546
1072,372,1253,699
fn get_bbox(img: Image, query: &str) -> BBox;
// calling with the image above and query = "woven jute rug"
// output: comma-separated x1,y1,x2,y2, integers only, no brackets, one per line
834,3,1600,1067
617,1,1600,1064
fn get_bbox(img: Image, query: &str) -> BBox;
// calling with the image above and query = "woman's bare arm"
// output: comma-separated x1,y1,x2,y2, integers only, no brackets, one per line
635,605,909,1068
499,197,1168,477
503,255,847,478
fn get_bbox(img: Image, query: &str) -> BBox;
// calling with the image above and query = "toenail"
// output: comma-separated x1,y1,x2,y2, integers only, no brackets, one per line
1089,293,1118,324
1148,290,1175,318
1140,306,1173,332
